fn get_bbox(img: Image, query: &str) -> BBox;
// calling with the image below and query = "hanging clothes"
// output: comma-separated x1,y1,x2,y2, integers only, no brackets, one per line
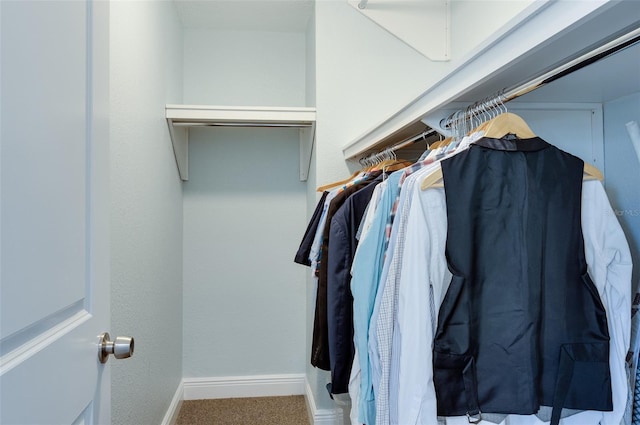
434,137,611,424
312,172,381,371
296,126,632,425
327,174,384,394
624,290,640,424
294,191,329,267
372,133,479,425
394,152,631,425
351,170,404,425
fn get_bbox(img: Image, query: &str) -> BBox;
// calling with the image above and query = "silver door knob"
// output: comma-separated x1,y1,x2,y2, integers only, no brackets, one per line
98,332,134,363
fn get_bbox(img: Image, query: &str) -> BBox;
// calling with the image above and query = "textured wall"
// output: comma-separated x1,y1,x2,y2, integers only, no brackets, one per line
183,28,306,106
109,2,184,424
181,28,308,379
182,127,307,377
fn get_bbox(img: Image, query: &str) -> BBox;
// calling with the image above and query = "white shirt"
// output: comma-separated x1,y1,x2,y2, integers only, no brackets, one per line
373,170,417,425
377,135,477,424
395,178,449,425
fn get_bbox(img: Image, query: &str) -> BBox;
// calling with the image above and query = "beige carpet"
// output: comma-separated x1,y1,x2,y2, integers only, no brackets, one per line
176,395,311,425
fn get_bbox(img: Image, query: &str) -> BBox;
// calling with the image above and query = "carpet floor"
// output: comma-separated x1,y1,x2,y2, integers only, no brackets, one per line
176,395,311,425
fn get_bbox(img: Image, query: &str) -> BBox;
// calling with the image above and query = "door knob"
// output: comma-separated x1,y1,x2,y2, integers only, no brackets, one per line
98,332,134,363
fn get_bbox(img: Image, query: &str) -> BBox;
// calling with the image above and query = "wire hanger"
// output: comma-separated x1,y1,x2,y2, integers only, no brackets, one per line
476,92,536,139
421,91,603,190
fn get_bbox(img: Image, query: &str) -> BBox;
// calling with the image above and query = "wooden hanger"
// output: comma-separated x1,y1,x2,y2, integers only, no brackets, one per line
477,112,536,139
429,137,452,150
370,159,412,172
421,112,603,190
583,162,604,181
316,158,411,192
420,168,445,190
429,140,444,150
316,169,363,192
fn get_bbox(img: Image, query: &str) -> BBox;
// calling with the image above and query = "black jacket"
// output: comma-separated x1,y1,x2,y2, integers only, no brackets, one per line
312,173,380,371
326,176,382,394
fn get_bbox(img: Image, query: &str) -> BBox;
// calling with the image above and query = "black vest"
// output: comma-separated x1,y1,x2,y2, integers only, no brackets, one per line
433,137,612,424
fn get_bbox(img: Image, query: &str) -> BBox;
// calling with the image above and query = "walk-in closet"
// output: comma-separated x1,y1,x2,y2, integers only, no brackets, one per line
1,1,638,425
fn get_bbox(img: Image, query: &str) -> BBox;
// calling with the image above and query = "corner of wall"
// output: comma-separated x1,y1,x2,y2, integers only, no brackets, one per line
305,7,316,109
110,1,185,424
304,374,343,425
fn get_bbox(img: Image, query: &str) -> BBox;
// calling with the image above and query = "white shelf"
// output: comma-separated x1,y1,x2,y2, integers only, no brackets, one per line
165,105,316,181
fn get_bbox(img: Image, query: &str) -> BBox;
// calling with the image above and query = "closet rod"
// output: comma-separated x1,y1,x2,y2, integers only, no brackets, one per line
390,128,438,151
441,25,640,128
361,128,438,162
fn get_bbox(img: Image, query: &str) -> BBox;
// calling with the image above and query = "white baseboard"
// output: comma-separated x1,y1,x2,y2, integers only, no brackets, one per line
171,374,343,425
182,373,306,400
304,378,343,425
160,380,184,425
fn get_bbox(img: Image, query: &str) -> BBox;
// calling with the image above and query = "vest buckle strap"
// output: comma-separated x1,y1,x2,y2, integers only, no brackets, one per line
466,411,482,424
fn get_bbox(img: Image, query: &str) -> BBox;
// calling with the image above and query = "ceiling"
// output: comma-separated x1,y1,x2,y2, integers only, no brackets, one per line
173,0,314,32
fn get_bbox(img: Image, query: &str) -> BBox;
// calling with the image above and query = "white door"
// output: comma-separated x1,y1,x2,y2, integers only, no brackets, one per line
1,1,114,424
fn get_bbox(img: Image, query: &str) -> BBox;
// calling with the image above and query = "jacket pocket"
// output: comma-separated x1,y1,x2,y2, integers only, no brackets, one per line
557,341,612,411
433,352,479,417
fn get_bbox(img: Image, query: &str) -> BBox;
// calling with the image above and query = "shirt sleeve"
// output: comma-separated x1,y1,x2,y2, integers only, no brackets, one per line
395,183,451,424
581,180,633,425
327,213,355,394
295,192,329,266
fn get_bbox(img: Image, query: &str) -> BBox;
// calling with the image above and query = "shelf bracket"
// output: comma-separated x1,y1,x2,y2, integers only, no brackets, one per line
299,124,315,181
167,119,189,181
347,0,450,61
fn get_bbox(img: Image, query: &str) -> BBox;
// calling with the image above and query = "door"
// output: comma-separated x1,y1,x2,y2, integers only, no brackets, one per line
1,1,112,423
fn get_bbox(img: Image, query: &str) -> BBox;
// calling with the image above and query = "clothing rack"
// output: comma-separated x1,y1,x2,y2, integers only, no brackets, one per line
440,25,640,129
359,127,439,165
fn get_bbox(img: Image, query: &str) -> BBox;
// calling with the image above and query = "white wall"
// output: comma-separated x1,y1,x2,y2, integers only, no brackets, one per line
605,92,640,287
183,29,306,106
302,5,333,415
181,29,308,380
306,8,316,109
449,0,533,62
314,1,444,186
182,127,307,377
109,2,184,424
312,0,535,187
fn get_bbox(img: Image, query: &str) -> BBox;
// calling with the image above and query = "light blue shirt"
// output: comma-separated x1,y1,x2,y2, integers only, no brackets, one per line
351,170,401,425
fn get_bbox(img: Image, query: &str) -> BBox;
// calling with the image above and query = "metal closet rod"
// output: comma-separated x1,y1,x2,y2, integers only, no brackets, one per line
440,25,640,129
360,127,438,163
